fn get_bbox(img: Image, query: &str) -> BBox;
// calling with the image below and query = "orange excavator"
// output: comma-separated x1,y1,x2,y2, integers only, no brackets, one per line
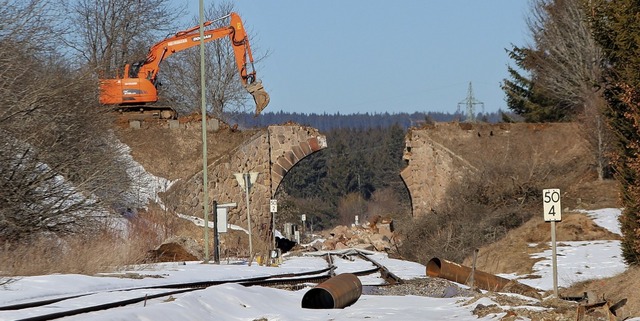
99,12,269,120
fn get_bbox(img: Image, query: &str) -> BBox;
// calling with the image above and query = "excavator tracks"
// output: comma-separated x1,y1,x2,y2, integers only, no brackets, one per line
113,105,178,122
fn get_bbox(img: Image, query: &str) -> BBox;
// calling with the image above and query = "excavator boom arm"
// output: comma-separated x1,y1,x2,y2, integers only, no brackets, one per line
140,13,254,85
99,12,269,115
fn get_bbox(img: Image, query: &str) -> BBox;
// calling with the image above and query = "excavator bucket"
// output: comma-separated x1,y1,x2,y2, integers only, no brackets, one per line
245,81,270,115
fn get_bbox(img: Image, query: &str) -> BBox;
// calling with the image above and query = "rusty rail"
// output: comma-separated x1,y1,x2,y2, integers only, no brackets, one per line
354,250,403,285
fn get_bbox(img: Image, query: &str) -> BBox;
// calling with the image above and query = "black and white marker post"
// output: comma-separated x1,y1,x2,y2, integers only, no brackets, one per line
543,188,562,298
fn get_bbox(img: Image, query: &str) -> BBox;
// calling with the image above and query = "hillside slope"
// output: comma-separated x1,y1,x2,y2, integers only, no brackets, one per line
464,178,640,316
115,121,258,181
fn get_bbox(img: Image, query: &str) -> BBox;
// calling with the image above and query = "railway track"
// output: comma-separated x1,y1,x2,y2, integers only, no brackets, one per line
1,250,403,321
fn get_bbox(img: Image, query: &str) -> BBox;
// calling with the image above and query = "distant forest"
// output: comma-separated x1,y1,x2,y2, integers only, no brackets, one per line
226,110,511,131
270,123,410,230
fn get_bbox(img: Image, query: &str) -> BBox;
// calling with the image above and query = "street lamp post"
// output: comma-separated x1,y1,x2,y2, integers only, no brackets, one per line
198,0,209,264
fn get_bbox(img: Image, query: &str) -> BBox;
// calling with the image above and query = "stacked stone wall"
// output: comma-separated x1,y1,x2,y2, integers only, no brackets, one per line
163,124,326,254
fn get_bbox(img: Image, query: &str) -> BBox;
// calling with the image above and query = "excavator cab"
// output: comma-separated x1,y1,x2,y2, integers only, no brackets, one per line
245,80,270,114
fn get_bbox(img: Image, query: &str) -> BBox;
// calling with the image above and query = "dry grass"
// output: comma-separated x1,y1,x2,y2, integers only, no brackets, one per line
1,234,142,276
116,125,257,181
0,209,176,276
564,266,640,318
463,212,621,276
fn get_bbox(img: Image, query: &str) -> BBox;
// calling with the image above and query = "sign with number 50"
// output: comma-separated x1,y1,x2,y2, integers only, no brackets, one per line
543,188,562,222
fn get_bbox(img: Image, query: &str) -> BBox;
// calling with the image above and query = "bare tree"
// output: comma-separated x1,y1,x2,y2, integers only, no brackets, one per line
526,0,600,109
524,0,612,179
63,0,185,77
0,53,132,242
0,0,133,243
577,93,612,180
0,0,63,52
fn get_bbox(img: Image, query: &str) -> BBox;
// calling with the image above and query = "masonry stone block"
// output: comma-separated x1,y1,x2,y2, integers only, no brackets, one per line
298,142,310,155
286,151,297,164
291,145,304,161
308,137,320,151
129,120,141,129
207,119,220,132
272,166,284,180
277,156,293,171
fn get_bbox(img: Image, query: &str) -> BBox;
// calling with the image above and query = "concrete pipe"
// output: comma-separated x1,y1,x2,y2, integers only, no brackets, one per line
301,273,362,309
426,257,540,297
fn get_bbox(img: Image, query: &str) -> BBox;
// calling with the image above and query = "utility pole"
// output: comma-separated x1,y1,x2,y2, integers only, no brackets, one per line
457,82,485,123
198,0,209,264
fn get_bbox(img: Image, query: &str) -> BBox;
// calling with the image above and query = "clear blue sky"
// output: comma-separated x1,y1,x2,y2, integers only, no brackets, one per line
182,1,530,115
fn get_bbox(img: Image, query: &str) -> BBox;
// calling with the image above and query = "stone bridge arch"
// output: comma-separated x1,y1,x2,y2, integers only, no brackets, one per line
163,124,326,255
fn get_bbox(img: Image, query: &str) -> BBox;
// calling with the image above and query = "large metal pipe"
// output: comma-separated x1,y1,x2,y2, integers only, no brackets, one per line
301,273,362,309
426,257,540,298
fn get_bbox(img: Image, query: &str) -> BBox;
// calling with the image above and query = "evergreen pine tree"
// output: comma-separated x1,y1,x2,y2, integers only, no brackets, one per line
590,0,640,265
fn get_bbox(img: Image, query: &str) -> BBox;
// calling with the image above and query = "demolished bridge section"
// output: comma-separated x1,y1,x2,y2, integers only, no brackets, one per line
163,124,327,255
400,122,590,218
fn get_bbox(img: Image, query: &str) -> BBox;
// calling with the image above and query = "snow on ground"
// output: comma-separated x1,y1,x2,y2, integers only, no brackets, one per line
577,207,623,235
1,208,638,321
500,207,627,290
518,240,626,291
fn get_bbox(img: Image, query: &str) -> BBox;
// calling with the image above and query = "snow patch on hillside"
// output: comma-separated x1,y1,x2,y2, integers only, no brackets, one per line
576,208,622,235
116,141,175,211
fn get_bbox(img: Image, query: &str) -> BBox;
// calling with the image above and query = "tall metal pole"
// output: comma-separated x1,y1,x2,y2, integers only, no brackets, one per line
551,220,558,297
245,173,253,263
198,0,209,263
543,188,561,298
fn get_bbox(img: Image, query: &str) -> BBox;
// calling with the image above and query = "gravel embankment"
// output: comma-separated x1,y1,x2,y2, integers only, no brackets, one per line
367,277,478,298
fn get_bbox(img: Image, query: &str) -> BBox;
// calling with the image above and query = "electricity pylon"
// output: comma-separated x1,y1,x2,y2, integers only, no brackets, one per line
457,82,484,122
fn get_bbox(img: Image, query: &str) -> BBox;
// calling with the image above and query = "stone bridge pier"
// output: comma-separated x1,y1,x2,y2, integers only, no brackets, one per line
163,124,327,257
400,122,589,218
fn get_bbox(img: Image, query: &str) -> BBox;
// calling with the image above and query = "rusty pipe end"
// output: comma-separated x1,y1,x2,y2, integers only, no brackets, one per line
301,273,362,309
426,257,442,277
301,287,335,309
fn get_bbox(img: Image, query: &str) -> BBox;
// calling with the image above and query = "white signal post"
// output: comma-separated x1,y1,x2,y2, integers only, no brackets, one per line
270,199,277,251
234,172,259,265
301,214,306,240
543,188,562,298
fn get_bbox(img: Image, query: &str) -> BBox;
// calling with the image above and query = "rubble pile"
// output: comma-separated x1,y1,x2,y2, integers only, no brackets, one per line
302,216,398,253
